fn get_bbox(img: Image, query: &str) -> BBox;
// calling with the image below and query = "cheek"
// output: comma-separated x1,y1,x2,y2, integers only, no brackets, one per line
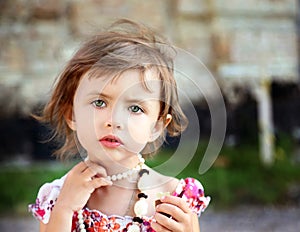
127,118,153,144
74,112,98,144
76,108,103,132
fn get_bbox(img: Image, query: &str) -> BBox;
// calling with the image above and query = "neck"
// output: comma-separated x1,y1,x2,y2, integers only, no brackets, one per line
88,153,142,176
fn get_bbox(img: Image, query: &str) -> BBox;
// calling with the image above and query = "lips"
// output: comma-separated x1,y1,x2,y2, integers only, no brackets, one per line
99,135,123,148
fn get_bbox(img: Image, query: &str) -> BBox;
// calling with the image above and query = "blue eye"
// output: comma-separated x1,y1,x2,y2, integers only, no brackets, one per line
92,99,106,108
129,105,144,113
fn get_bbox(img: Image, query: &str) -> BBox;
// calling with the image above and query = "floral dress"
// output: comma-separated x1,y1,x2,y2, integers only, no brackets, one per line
29,175,210,232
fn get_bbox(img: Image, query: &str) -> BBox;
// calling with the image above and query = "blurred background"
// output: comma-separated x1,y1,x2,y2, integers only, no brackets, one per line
0,0,300,231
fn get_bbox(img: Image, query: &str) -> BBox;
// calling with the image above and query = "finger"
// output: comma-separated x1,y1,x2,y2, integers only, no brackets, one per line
84,159,108,177
156,202,185,222
151,221,170,232
82,166,98,180
81,162,109,181
72,161,90,173
85,177,112,194
160,195,190,214
88,177,112,192
153,212,178,232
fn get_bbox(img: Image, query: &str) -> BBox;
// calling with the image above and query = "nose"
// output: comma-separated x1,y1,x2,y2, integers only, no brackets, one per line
104,111,123,129
103,105,124,130
104,121,122,129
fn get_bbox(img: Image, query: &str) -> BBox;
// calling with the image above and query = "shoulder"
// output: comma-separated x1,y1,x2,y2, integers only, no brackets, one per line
148,169,205,198
28,174,67,224
150,170,211,216
173,177,205,197
144,167,179,192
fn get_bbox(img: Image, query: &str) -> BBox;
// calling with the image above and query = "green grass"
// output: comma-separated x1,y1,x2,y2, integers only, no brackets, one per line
1,134,300,215
0,162,72,216
148,134,300,208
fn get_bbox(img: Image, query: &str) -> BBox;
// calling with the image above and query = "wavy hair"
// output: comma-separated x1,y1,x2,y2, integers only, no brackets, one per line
37,19,188,160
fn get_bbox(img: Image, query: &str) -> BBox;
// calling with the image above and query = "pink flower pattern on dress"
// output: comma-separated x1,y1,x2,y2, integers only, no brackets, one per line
172,178,210,215
29,176,210,232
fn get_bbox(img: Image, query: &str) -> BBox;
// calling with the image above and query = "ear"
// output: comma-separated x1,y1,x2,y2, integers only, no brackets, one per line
149,114,172,142
64,109,76,131
165,114,172,127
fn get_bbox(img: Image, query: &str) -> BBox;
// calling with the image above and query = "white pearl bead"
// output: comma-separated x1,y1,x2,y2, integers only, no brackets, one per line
134,199,148,217
111,175,117,181
77,210,86,232
128,224,140,232
117,173,123,180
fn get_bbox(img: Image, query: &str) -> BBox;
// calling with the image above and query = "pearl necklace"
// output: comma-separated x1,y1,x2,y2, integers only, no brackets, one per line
77,210,86,232
126,168,150,232
105,154,145,182
77,154,146,232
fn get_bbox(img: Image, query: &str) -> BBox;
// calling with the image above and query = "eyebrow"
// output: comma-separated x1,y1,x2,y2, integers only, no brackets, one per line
87,92,112,100
126,97,159,103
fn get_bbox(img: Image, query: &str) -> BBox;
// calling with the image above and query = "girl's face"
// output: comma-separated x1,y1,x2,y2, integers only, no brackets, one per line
68,69,166,164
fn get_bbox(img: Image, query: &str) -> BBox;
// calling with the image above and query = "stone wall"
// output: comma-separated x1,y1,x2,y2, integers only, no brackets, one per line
0,0,299,161
0,0,298,116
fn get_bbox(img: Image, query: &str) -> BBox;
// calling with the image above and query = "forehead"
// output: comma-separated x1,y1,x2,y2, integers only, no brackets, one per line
75,68,162,100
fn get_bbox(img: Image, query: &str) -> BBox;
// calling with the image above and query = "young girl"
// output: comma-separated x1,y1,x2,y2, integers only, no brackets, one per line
29,19,210,232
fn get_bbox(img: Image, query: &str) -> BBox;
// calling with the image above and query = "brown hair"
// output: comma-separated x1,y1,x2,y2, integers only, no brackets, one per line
38,19,188,160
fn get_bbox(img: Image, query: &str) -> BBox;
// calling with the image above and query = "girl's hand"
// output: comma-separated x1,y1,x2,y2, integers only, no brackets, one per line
55,161,112,213
151,195,200,232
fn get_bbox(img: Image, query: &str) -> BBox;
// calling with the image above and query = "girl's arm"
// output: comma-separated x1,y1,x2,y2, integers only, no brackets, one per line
40,221,46,232
40,161,112,232
39,204,73,232
39,203,74,232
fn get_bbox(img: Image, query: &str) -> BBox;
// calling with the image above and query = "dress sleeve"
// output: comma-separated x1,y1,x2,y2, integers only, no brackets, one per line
172,177,210,217
28,175,66,224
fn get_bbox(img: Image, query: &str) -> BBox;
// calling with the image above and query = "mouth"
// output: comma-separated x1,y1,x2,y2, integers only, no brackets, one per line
99,135,123,148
